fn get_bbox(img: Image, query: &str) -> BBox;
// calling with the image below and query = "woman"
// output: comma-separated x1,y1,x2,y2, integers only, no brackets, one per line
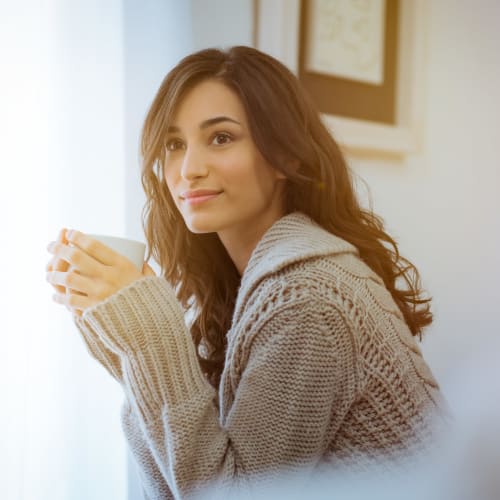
46,46,447,499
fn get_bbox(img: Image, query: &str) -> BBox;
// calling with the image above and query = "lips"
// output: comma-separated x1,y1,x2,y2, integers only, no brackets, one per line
180,189,222,199
180,189,222,206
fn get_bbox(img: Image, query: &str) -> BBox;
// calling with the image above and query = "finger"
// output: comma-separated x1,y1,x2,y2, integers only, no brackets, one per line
52,290,94,312
57,227,68,244
46,256,67,293
46,254,68,272
55,229,70,268
46,269,96,295
46,230,70,290
66,230,121,266
142,262,156,277
47,241,102,277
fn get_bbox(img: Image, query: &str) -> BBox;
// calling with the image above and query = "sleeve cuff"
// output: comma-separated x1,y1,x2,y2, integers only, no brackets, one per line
74,314,123,382
79,276,213,408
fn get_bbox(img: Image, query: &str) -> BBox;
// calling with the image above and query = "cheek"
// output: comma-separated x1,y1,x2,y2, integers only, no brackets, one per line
163,165,179,195
223,164,262,199
224,149,268,184
164,175,174,192
163,177,180,212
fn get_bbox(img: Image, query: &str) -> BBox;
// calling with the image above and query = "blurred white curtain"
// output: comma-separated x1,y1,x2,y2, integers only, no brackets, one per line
1,2,128,499
0,0,246,498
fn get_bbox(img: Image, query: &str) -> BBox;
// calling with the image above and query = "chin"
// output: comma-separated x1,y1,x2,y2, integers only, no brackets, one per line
183,213,222,234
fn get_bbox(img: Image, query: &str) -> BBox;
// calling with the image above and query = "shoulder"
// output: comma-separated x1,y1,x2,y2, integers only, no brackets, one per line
233,211,404,337
234,251,376,343
225,255,363,391
245,248,387,317
234,249,409,365
233,213,360,321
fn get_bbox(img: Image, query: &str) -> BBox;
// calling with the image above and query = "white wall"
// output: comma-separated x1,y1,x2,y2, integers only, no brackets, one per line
350,0,500,396
191,0,254,50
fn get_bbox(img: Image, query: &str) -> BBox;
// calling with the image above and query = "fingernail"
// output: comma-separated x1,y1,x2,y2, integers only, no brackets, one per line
66,230,74,241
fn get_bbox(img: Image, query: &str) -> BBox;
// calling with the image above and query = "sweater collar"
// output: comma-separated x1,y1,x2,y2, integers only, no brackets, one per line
233,212,358,323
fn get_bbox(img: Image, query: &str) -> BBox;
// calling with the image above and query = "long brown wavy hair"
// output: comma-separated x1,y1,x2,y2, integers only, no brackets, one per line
140,46,432,388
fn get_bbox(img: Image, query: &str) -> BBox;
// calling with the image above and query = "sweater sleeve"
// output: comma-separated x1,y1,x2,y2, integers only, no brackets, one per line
79,276,357,498
73,307,175,499
74,314,123,382
121,401,175,500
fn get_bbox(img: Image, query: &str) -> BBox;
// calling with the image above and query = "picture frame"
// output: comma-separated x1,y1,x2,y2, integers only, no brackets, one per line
255,0,428,156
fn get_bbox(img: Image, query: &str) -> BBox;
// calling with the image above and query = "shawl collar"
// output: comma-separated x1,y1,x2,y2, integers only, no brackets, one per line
232,212,358,325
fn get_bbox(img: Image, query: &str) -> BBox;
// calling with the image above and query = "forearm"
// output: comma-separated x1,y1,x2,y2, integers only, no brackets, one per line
80,277,231,496
122,401,175,500
74,314,123,382
74,306,177,497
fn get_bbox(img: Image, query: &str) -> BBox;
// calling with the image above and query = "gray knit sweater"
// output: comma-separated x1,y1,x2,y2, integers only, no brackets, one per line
75,212,446,499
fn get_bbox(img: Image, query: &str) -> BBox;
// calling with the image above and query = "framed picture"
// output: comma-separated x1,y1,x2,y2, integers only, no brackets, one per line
255,0,427,156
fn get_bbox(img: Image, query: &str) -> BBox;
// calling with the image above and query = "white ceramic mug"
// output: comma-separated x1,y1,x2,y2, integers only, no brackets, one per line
88,234,146,270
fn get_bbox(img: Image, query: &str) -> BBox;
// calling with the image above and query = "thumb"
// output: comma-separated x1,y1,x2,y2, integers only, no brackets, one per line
142,261,157,277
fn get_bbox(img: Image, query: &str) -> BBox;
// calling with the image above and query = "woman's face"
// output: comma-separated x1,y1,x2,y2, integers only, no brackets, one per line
163,78,286,245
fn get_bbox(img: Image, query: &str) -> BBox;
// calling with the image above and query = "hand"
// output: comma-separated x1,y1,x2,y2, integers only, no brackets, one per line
46,229,156,316
46,228,70,295
46,228,86,314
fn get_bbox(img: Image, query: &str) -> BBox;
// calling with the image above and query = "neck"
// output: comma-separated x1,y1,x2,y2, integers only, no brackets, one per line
217,207,285,276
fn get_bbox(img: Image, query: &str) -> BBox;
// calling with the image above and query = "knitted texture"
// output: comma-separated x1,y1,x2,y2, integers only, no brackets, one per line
75,212,447,499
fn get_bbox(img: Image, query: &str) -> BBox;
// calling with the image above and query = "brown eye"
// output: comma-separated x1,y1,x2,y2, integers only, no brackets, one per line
212,133,232,146
165,139,184,151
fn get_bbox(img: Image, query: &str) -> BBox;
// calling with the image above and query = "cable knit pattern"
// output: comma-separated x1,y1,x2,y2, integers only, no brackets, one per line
74,212,447,499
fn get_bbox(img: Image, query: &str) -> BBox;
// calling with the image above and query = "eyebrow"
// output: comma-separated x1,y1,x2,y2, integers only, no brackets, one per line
166,116,241,134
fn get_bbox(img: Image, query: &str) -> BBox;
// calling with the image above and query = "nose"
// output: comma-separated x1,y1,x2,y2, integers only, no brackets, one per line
180,145,208,181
